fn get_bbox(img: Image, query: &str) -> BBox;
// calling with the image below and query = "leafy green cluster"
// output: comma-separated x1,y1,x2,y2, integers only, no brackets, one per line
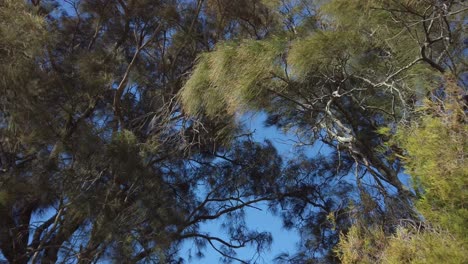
1,0,466,262
0,0,50,207
0,0,48,65
181,0,466,261
0,0,291,262
337,80,467,263
397,82,468,238
338,224,466,264
181,38,286,117
287,31,363,77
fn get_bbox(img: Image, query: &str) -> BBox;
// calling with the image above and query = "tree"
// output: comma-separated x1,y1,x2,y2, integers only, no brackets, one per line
336,78,467,264
0,0,286,262
1,0,466,263
181,0,467,261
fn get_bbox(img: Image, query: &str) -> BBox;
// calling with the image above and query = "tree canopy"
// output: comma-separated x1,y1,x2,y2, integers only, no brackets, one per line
0,0,466,263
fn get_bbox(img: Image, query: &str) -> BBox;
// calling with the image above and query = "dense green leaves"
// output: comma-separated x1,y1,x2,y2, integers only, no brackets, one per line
181,38,286,117
1,0,466,263
337,81,467,263
0,0,286,262
398,81,467,237
181,0,467,262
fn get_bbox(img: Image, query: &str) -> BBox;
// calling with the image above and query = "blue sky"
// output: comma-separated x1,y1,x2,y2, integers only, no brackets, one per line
181,204,300,263
180,112,303,263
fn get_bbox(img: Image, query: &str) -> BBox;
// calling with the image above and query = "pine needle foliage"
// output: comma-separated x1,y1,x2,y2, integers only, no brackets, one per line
337,224,467,264
287,30,364,77
396,80,468,238
0,0,49,90
321,0,440,90
337,79,468,263
2,0,466,262
383,227,466,264
0,1,290,262
181,38,287,117
182,0,467,261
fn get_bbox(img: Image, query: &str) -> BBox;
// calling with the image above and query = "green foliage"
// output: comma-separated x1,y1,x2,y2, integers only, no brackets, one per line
396,81,468,238
322,0,439,89
337,81,468,263
0,0,48,60
181,38,286,117
383,227,466,264
337,224,467,264
287,30,364,77
0,0,49,104
1,0,466,262
0,1,287,262
336,225,388,264
182,1,466,261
